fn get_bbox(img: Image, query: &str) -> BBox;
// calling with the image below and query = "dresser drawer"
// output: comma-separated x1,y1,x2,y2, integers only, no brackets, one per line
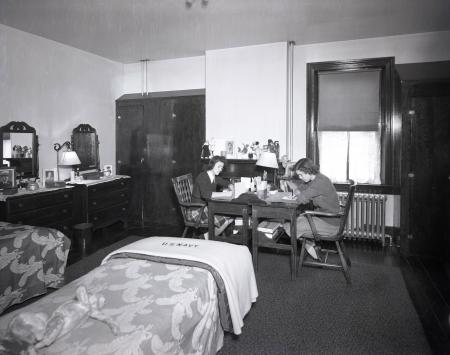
88,179,130,196
88,189,130,212
89,203,128,228
8,202,73,225
7,189,73,214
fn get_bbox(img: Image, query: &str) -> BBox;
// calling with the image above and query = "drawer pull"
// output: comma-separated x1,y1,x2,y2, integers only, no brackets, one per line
64,194,69,198
120,194,125,197
92,188,97,193
92,201,97,206
93,217,98,221
122,207,126,211
17,221,23,224
18,203,23,208
63,226,68,230
120,182,125,186
62,209,68,213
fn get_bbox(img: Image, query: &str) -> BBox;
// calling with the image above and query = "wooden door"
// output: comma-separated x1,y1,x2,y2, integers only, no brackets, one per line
142,95,205,227
402,80,450,262
116,100,146,227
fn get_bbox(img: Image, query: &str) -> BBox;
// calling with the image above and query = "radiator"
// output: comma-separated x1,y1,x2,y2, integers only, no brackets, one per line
337,192,392,246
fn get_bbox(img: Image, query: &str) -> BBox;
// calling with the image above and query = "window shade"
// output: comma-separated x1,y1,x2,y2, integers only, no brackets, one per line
318,69,380,131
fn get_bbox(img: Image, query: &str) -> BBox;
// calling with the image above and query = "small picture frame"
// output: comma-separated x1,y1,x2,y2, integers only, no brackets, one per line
0,168,16,190
43,168,57,188
225,140,234,156
103,164,113,177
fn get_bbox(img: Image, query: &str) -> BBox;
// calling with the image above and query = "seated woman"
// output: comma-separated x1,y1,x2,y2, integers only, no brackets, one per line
282,158,340,259
190,156,234,238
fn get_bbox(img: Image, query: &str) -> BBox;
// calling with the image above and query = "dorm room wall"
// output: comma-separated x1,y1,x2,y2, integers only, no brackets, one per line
0,24,123,179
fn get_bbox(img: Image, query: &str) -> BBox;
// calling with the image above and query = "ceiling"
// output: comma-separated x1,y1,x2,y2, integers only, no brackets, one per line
1,0,449,64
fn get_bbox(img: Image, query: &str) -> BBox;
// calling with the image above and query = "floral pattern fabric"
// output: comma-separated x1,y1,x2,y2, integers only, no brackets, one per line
0,222,70,314
0,258,223,355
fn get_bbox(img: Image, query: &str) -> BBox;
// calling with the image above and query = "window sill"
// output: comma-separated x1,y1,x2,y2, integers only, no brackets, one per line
334,183,400,195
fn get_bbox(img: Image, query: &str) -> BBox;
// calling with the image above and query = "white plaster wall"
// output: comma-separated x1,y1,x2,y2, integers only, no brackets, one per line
292,30,450,160
123,56,205,94
0,24,123,179
205,42,288,155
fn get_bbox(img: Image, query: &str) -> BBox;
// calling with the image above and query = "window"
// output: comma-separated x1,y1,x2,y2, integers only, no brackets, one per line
306,57,399,185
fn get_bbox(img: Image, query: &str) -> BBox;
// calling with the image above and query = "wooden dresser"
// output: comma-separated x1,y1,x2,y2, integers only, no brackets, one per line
70,175,131,231
0,186,75,236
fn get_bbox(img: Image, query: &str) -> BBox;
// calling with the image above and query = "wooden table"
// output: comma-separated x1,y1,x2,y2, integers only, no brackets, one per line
207,198,251,245
207,192,306,280
251,196,305,280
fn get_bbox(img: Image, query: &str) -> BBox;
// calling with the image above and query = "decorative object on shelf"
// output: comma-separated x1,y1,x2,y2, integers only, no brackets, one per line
26,181,39,191
280,155,295,178
225,140,234,157
103,164,113,177
54,141,81,182
200,141,211,159
0,168,16,190
256,152,279,185
251,141,261,159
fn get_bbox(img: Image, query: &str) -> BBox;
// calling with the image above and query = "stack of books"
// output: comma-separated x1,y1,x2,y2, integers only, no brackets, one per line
257,220,283,241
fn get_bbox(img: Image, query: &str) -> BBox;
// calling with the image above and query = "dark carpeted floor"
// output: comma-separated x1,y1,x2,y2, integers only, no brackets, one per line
63,235,431,355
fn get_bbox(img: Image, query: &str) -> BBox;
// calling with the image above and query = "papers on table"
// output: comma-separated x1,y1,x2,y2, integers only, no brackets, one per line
211,190,233,199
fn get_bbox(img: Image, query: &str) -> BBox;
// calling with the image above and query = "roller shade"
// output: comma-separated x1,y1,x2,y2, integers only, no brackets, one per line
318,69,380,131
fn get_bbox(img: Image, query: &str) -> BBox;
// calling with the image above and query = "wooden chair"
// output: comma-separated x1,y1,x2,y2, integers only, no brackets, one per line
297,180,356,285
171,173,208,238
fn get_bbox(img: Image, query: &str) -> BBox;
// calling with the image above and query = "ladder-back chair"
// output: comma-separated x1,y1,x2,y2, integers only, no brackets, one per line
172,173,208,238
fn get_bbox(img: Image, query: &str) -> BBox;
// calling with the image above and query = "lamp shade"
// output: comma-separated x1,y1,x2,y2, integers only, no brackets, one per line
59,151,81,166
256,152,278,169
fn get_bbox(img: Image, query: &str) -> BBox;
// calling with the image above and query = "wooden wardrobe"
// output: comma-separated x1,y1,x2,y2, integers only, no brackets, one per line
116,90,205,229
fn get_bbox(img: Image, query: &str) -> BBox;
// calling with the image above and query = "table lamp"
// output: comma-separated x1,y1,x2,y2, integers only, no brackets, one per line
256,151,279,186
54,141,81,182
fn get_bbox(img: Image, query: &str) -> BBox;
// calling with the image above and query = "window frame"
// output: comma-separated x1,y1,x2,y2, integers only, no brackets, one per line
306,57,400,188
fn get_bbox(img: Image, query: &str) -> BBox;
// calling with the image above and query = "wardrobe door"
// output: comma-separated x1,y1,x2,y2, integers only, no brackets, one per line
142,95,205,227
116,100,146,227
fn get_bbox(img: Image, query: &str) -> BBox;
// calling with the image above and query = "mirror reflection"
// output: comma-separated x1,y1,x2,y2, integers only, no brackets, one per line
0,121,38,178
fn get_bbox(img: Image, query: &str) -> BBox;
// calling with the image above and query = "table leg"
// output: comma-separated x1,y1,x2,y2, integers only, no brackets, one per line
208,206,214,240
290,210,297,280
252,210,259,271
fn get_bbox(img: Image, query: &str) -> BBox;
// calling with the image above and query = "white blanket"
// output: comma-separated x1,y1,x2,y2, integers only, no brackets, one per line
102,236,258,335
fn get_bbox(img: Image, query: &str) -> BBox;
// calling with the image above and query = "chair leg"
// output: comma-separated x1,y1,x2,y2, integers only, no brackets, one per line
181,226,189,238
340,240,351,267
296,238,307,277
336,240,352,286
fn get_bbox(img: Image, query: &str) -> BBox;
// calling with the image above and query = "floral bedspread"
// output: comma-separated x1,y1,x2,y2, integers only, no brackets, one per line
0,258,223,355
0,222,70,314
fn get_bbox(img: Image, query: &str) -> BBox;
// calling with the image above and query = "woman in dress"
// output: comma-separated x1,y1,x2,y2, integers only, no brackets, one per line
191,156,234,238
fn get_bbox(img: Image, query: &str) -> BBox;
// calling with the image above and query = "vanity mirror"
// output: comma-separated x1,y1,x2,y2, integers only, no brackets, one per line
0,121,39,178
71,124,99,171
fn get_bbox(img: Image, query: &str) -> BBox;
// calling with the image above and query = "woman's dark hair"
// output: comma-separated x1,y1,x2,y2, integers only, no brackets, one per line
207,155,226,170
293,158,320,175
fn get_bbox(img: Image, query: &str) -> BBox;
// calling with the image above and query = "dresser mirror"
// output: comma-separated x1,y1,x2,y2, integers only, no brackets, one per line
71,124,99,171
0,121,39,178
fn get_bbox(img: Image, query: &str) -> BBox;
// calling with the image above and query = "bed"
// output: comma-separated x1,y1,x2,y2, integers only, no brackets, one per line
0,222,71,315
0,236,258,355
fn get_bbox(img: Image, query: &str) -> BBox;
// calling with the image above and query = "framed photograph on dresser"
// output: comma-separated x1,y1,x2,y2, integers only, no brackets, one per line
103,164,113,177
0,168,16,190
43,168,56,188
